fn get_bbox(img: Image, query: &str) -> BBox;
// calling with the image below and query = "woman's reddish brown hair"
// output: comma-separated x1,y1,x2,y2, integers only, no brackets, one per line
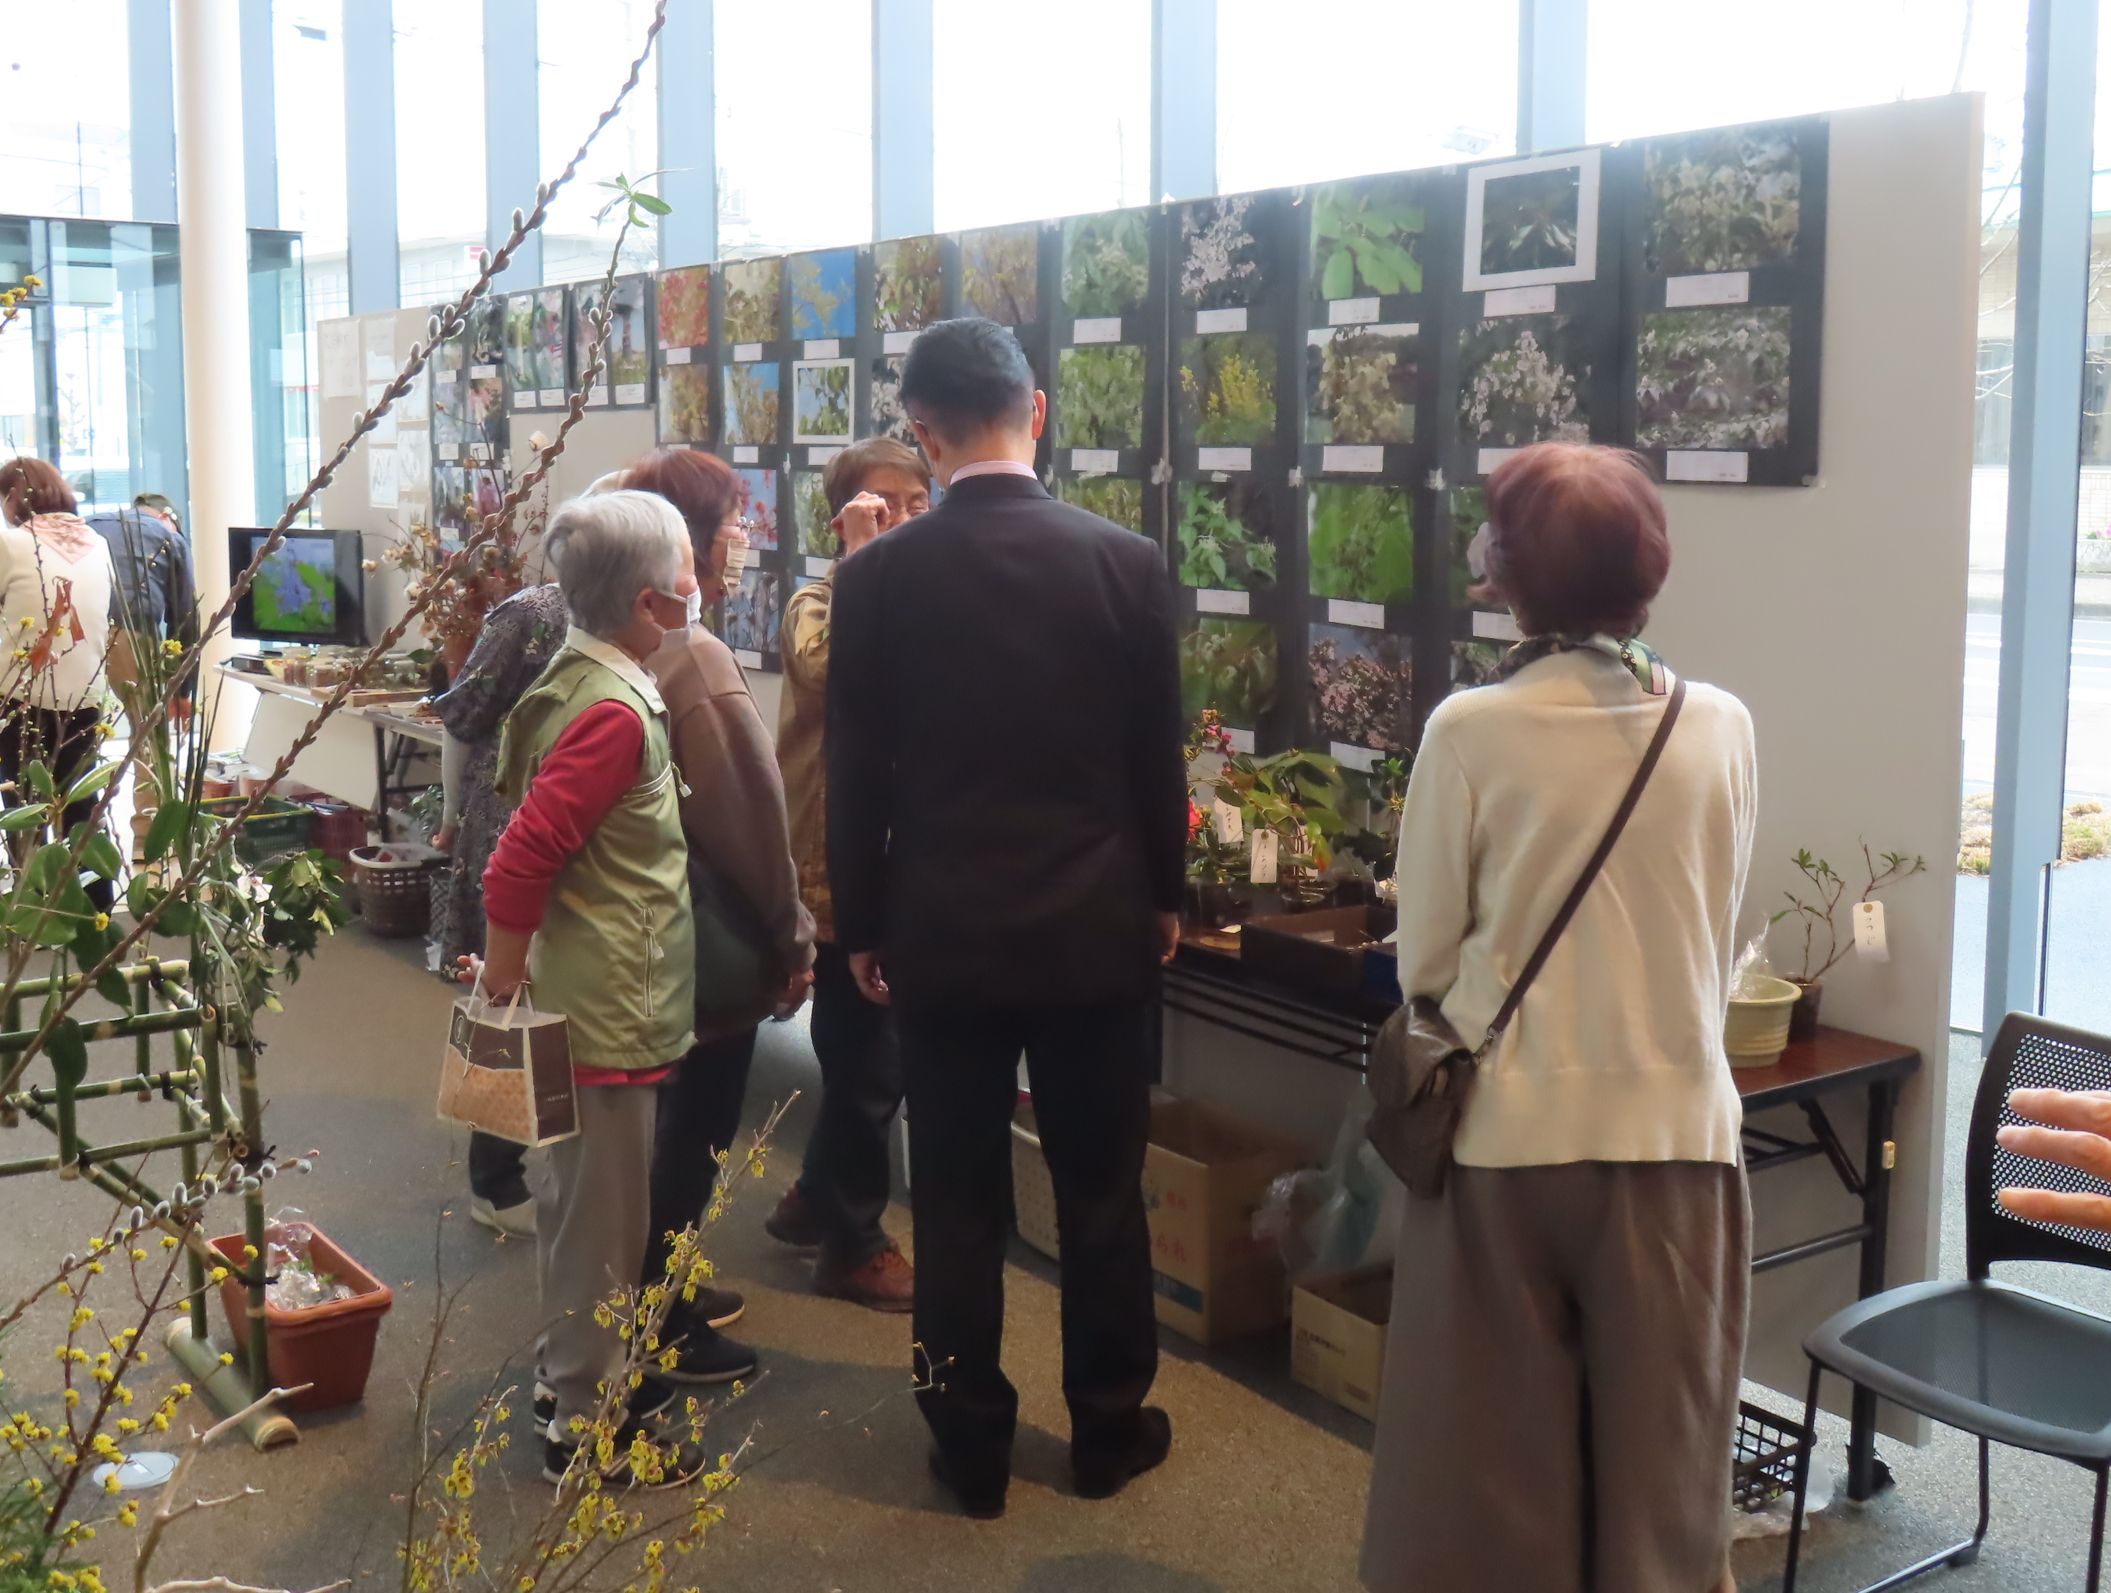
1483,442,1670,638
0,455,76,525
622,447,741,561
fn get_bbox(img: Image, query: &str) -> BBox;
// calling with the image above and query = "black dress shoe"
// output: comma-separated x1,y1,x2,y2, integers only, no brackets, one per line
1073,1407,1172,1500
928,1448,1006,1519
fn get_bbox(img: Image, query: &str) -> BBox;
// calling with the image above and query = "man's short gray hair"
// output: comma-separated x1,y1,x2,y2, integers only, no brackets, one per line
542,489,687,638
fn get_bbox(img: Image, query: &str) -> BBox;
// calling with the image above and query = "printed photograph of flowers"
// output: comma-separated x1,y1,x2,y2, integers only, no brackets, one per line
530,287,568,388
1055,476,1147,536
606,276,652,390
467,375,507,439
872,236,945,332
1182,618,1279,727
1477,167,1581,277
432,380,465,451
1308,624,1411,752
1636,305,1792,451
870,355,912,444
433,466,469,540
721,362,781,447
1179,194,1268,310
793,359,853,442
1307,482,1414,606
1177,481,1277,591
1453,639,1505,691
1309,176,1425,300
1178,332,1277,448
502,293,542,392
658,364,713,444
1061,210,1151,319
1458,317,1590,450
1449,485,1501,609
1056,345,1145,451
723,568,782,659
469,300,505,368
433,335,464,380
721,257,783,344
657,264,711,348
1644,125,1802,276
790,249,856,341
961,224,1041,325
733,467,779,551
1306,328,1415,446
793,471,834,558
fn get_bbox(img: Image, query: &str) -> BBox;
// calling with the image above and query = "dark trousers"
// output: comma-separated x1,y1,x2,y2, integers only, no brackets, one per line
796,943,903,1266
1,703,116,914
899,999,1157,1488
467,1131,530,1207
647,1026,759,1290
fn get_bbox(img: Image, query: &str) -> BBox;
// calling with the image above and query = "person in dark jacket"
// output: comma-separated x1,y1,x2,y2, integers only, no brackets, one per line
90,494,199,858
827,318,1186,1520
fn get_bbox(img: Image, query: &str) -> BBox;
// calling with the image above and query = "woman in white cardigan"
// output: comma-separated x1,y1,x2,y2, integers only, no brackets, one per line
1360,443,1757,1593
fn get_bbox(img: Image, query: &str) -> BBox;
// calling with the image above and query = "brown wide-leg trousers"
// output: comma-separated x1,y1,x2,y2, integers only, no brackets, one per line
1360,1160,1750,1593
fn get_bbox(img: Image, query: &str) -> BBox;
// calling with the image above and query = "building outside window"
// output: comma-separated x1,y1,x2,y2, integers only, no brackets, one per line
0,2,133,220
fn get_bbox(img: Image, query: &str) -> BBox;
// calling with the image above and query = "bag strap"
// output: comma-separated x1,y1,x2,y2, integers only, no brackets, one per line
1476,675,1687,1057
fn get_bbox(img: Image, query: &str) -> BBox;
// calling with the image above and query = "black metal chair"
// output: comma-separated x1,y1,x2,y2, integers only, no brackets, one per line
1783,1013,2111,1592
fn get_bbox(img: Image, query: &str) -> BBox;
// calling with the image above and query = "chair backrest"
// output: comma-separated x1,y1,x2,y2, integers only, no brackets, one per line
1967,1012,2111,1280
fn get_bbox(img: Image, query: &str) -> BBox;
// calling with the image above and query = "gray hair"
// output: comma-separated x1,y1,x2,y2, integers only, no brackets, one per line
542,488,687,638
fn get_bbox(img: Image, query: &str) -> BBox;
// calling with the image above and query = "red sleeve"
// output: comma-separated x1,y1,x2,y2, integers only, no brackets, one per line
483,700,646,934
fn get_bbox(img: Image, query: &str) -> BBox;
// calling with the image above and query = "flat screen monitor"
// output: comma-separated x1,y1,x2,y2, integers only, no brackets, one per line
228,528,366,647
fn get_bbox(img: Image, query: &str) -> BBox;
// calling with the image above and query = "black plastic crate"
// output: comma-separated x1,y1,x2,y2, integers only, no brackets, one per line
1732,1398,1810,1513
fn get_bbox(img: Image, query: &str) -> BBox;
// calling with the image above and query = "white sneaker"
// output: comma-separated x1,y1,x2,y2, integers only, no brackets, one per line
470,1196,536,1238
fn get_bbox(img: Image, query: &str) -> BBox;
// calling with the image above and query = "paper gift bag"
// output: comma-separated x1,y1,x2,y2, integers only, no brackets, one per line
436,985,577,1147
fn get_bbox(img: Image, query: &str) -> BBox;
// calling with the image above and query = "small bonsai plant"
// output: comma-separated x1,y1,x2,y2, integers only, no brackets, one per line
1771,843,1926,1036
1213,747,1353,906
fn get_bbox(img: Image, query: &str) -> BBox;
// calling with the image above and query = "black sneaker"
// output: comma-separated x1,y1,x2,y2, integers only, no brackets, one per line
535,1376,676,1441
542,1421,700,1490
1073,1407,1172,1500
656,1325,759,1386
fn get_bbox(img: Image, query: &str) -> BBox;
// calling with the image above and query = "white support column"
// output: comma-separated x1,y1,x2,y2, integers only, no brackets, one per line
173,0,256,751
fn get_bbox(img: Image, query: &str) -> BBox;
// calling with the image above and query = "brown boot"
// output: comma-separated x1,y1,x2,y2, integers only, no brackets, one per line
815,1244,914,1313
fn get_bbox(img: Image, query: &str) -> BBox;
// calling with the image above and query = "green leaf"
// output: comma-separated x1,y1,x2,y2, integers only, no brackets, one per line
80,832,123,883
21,760,54,801
95,968,132,1010
127,874,155,921
24,842,70,894
62,762,116,805
1320,249,1355,301
155,897,200,938
633,193,673,216
145,800,192,864
0,803,49,832
44,1014,87,1091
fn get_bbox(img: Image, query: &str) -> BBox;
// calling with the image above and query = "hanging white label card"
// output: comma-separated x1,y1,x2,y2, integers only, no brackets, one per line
1327,599,1386,629
733,649,763,671
663,345,693,364
615,383,646,406
1477,447,1520,475
733,342,764,362
438,444,460,462
1213,801,1245,844
1665,450,1751,483
734,445,759,463
1071,449,1120,474
1484,285,1557,318
1854,900,1889,963
808,447,843,466
586,387,608,407
1330,742,1381,773
1249,829,1279,885
1072,317,1123,344
882,330,919,354
1195,308,1248,333
1328,297,1381,326
1321,445,1385,474
1194,589,1250,615
1665,271,1752,308
803,339,841,359
470,364,498,380
1196,447,1252,472
539,388,564,407
805,556,833,577
512,390,538,411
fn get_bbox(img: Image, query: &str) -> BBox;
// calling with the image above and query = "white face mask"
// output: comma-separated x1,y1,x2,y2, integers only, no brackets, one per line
684,587,704,628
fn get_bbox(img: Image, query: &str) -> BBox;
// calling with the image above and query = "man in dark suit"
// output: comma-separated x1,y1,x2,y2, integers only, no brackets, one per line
826,318,1185,1519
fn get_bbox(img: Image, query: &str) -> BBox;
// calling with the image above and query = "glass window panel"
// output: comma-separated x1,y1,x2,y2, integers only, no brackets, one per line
933,0,1149,231
538,0,661,284
0,3,132,218
395,1,488,307
251,232,310,522
716,1,873,253
275,0,348,502
1216,1,1517,194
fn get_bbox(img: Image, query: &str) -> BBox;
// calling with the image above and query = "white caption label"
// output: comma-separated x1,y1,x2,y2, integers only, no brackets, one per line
1327,599,1386,630
1225,726,1255,754
1472,609,1524,642
469,444,490,461
1665,270,1752,308
805,556,833,577
1194,589,1251,616
1322,445,1386,474
512,391,537,410
1484,285,1557,317
471,364,498,379
1072,317,1124,344
438,445,459,462
803,339,841,359
1249,830,1279,885
1477,447,1520,475
734,445,759,463
1196,447,1253,473
539,388,565,407
733,649,763,671
586,387,608,407
882,329,919,354
1665,449,1751,483
1212,801,1245,844
662,345,693,364
808,447,844,466
1328,296,1381,326
1070,449,1120,474
733,342,764,362
615,383,646,406
1330,742,1381,773
1195,307,1249,334
1854,900,1889,963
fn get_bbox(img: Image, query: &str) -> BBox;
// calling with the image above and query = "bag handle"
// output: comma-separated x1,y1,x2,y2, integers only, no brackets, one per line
1476,675,1687,1058
468,969,535,1029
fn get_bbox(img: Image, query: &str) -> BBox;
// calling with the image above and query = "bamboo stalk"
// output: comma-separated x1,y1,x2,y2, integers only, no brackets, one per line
0,1005,206,1054
4,1068,198,1106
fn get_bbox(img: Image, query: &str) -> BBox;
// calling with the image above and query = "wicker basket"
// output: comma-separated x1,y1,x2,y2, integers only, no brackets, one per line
350,845,441,938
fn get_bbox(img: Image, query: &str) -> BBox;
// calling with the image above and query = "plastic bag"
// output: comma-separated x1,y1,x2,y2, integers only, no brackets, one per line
1730,931,1777,1000
1253,1084,1404,1279
263,1207,354,1311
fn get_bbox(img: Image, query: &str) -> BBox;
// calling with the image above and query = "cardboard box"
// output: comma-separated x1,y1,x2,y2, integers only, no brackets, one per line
1291,1267,1393,1421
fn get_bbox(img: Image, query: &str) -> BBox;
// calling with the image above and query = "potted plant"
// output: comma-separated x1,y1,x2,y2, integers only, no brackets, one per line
1182,711,1248,927
385,474,550,681
1212,747,1354,909
1771,844,1926,1039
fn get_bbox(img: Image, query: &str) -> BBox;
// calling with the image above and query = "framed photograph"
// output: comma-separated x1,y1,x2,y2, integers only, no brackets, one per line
721,362,781,447
1307,622,1412,755
791,470,833,559
789,248,857,342
570,282,611,406
960,224,1041,326
605,275,653,405
1457,313,1594,467
1061,209,1152,323
1181,617,1280,732
1635,304,1792,454
869,354,912,444
1463,149,1602,292
1306,481,1414,608
791,358,854,444
720,258,784,346
1177,331,1279,450
657,363,713,445
1179,193,1275,312
1305,324,1416,447
1309,174,1429,305
732,467,779,551
1054,477,1148,537
1055,345,1145,452
657,263,711,349
1174,479,1279,594
432,465,470,542
871,236,946,336
722,567,783,667
1643,122,1804,277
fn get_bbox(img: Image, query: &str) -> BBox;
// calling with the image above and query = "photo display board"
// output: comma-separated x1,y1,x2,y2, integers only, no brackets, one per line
655,262,715,446
503,286,572,413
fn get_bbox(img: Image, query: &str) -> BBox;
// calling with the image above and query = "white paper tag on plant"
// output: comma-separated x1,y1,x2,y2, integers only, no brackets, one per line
615,383,645,406
1327,599,1386,629
1197,447,1252,472
1213,801,1244,843
1071,449,1120,474
1194,589,1250,615
1853,900,1889,963
663,345,692,364
1472,609,1523,641
1330,742,1381,773
539,388,564,407
1484,285,1557,317
1665,270,1752,308
1250,829,1278,885
1477,447,1520,475
733,342,764,362
1072,317,1123,344
882,330,919,354
734,649,762,670
1195,307,1248,333
1322,445,1385,474
1328,296,1380,326
1665,450,1751,483
734,445,759,463
1225,726,1255,754
803,339,841,360
805,556,833,577
808,446,843,466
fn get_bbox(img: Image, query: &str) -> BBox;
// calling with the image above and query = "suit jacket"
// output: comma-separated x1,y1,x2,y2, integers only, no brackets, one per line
826,471,1185,1011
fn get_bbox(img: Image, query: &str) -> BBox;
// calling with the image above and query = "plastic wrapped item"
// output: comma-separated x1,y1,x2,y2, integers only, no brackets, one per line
1730,931,1777,1001
1253,1085,1404,1279
263,1207,356,1311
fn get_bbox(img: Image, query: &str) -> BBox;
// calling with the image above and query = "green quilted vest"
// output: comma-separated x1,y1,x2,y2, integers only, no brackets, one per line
496,645,696,1071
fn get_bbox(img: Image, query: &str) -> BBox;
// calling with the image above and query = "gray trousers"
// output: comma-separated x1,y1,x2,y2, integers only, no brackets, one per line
1360,1160,1750,1593
535,1084,658,1434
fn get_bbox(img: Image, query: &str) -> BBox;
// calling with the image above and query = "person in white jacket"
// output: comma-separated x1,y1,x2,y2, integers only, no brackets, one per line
1361,443,1756,1593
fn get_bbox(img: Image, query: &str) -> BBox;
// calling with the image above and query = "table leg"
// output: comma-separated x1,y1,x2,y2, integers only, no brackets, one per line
373,725,391,842
1847,1076,1900,1501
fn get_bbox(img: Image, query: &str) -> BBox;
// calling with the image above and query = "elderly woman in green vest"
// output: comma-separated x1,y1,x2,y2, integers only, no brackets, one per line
478,488,700,1489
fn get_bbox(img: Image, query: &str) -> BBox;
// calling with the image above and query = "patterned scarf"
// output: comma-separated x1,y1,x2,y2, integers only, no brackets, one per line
25,513,99,562
1489,633,1675,696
